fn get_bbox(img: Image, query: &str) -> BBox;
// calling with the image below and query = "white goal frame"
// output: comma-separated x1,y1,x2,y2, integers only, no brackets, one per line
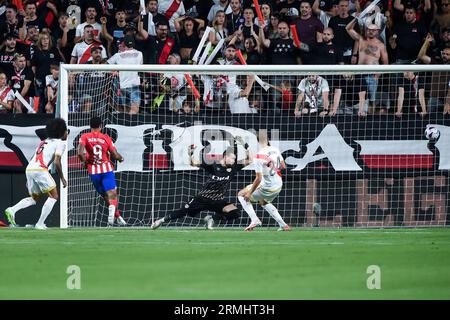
58,64,450,228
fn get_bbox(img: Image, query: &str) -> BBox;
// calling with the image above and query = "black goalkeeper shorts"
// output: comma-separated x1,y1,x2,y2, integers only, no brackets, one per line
181,196,232,217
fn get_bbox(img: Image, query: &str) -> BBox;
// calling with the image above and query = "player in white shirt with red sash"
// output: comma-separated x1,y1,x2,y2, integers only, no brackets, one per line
238,131,290,231
4,118,68,229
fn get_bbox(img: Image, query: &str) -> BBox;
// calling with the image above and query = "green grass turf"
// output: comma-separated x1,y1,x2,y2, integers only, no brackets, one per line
1,227,450,299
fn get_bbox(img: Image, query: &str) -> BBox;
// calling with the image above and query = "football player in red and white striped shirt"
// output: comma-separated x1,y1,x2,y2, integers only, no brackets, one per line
77,117,125,226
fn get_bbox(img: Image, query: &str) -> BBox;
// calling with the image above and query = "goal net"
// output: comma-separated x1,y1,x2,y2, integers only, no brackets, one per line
59,64,450,228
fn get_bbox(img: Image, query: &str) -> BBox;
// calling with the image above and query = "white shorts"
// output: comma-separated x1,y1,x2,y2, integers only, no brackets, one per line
25,169,56,197
244,184,282,203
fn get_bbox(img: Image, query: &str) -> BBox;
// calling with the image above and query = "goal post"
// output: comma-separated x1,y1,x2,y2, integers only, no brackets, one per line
59,64,450,229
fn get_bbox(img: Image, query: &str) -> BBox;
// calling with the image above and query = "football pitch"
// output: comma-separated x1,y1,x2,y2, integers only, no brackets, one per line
1,227,450,300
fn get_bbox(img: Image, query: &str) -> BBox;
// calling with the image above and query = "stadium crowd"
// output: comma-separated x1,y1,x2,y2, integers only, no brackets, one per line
0,0,448,116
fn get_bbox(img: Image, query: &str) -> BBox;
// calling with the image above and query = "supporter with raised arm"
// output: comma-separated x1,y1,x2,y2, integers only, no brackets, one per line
346,18,388,116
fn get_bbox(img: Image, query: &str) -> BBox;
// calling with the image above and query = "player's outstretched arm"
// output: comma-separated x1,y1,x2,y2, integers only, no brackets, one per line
54,154,68,188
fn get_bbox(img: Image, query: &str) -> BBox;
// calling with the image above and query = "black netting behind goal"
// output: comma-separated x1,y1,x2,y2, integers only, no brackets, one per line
64,67,450,228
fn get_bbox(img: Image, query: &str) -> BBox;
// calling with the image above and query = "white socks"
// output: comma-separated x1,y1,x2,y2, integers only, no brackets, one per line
263,203,287,227
36,197,57,226
108,205,116,225
238,196,259,223
10,197,36,215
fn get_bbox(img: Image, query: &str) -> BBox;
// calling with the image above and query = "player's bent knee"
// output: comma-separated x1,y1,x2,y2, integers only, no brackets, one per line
106,190,117,199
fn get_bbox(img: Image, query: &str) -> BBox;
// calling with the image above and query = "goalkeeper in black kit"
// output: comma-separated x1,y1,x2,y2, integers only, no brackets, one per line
151,137,252,230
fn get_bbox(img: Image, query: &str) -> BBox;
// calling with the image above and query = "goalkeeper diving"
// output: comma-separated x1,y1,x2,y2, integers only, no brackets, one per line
151,136,251,230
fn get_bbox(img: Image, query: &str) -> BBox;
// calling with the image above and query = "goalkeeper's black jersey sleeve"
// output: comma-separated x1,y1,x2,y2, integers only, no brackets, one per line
197,162,243,201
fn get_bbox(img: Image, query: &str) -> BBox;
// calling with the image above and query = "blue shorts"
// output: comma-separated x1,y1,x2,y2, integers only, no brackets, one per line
89,171,117,194
117,86,141,106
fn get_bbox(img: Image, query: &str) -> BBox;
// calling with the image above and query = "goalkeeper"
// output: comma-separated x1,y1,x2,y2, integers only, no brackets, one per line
151,137,251,230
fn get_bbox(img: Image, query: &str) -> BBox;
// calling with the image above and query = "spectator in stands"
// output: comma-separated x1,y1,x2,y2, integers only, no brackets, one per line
395,71,427,117
260,21,301,65
70,25,107,64
45,63,59,113
417,34,450,114
32,31,62,113
389,6,427,64
226,74,257,113
141,0,169,37
7,53,34,113
310,27,344,64
174,16,204,63
164,53,193,112
312,0,339,28
75,6,102,43
23,1,47,33
278,0,301,15
0,34,20,75
207,0,229,23
260,20,302,107
101,9,127,56
107,36,143,114
267,79,295,111
310,27,344,116
180,95,200,114
209,10,230,46
430,0,450,36
328,0,355,64
358,0,388,44
255,1,272,32
226,0,244,34
20,25,40,63
222,43,239,65
0,72,14,113
85,45,106,64
294,1,324,64
243,35,263,64
346,20,389,116
139,21,179,64
433,27,450,58
242,7,260,39
80,94,93,113
54,12,75,63
294,74,330,117
158,0,186,35
0,4,24,43
267,12,281,40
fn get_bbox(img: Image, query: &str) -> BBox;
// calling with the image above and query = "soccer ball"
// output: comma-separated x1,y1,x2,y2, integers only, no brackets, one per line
424,127,440,141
